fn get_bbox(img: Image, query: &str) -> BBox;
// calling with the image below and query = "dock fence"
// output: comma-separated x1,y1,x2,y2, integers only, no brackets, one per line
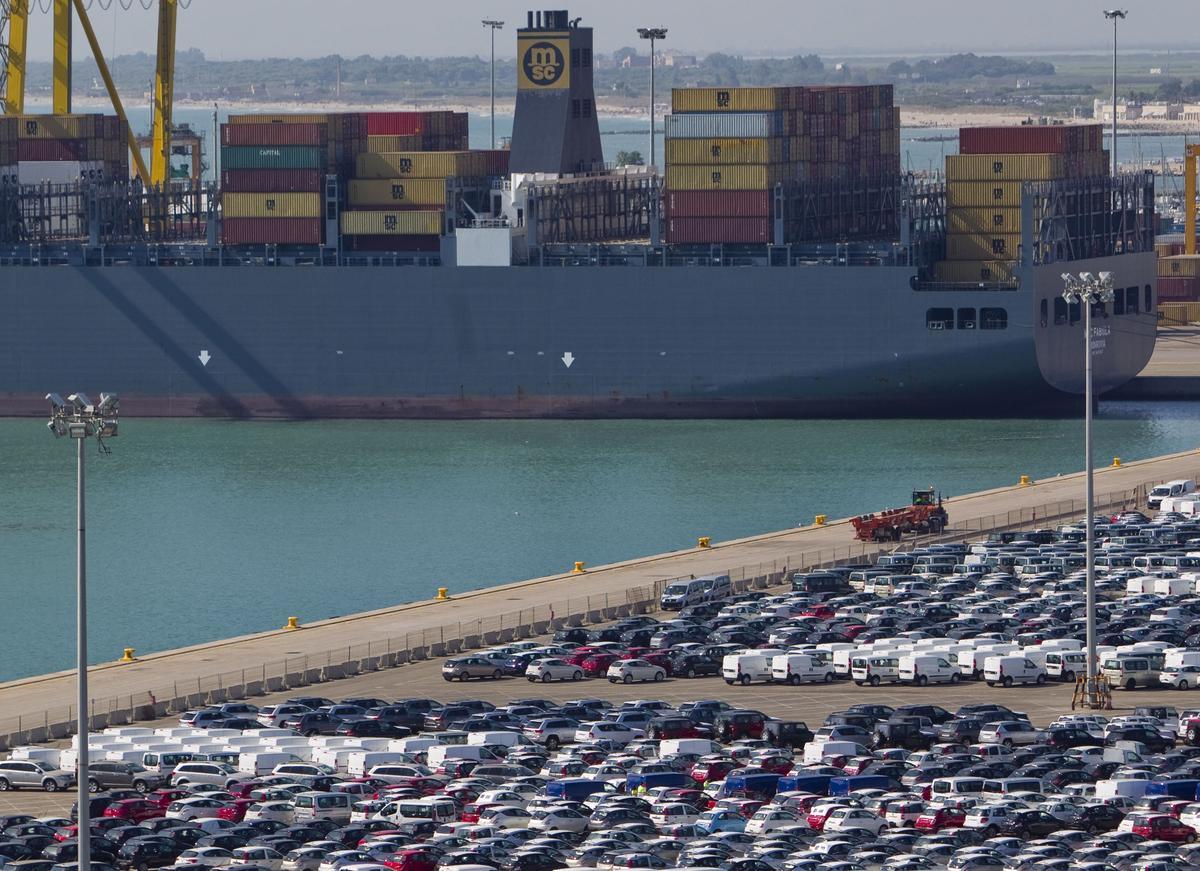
0,473,1168,749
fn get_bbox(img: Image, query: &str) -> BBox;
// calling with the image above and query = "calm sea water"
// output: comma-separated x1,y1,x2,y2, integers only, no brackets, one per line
2,404,1199,681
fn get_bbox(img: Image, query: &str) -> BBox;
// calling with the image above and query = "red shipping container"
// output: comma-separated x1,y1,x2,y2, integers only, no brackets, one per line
220,169,324,193
345,234,440,252
665,190,770,219
18,138,89,161
959,124,1103,155
666,216,771,244
366,112,426,136
221,217,323,246
221,123,327,147
1158,277,1200,301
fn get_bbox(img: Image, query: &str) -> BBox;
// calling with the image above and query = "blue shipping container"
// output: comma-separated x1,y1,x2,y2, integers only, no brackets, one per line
777,774,835,796
546,778,608,801
828,775,891,797
627,772,691,792
722,772,783,798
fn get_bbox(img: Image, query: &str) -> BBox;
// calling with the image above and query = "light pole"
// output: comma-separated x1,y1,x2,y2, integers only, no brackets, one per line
482,20,504,150
47,391,119,869
1061,272,1114,709
1104,10,1127,177
637,27,667,168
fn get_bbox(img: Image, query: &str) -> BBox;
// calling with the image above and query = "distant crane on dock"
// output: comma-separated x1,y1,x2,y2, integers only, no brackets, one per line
0,0,180,187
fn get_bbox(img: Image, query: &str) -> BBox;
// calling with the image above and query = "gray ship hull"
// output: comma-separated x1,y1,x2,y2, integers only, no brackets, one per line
0,254,1157,418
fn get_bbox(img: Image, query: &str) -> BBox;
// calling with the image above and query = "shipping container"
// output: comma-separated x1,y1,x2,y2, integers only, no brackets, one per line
1159,255,1200,278
15,114,104,140
932,259,1016,283
356,151,488,179
348,178,448,207
366,135,425,154
220,169,324,193
1160,302,1200,323
345,234,441,253
666,216,772,244
946,151,1109,181
340,210,444,236
223,192,323,220
665,137,781,166
671,87,791,113
1158,277,1200,302
221,146,325,171
666,164,793,191
221,217,324,245
959,124,1104,155
947,207,1022,235
665,113,786,140
18,138,90,161
945,181,1025,209
664,190,771,218
945,232,1023,261
221,123,327,147
227,114,330,125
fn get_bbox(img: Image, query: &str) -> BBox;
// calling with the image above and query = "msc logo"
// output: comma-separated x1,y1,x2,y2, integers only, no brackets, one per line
716,90,731,107
992,161,1004,174
384,214,399,231
397,158,414,174
523,41,565,86
265,198,277,211
390,183,406,200
24,120,38,136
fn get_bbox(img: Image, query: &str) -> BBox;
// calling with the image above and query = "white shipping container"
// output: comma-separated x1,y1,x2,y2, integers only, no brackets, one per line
665,113,783,140
17,160,108,185
8,747,63,767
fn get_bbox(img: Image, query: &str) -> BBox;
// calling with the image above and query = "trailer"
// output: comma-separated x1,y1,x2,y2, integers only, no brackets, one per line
851,488,948,542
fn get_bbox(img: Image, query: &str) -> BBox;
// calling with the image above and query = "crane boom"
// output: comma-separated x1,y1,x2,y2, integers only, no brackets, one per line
151,0,176,186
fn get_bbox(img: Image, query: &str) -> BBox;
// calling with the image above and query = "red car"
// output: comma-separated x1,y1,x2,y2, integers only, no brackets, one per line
915,807,966,832
565,646,609,666
806,807,838,832
841,624,869,640
383,849,438,871
460,802,496,824
146,788,190,809
647,718,700,740
1128,814,1197,843
801,605,835,619
102,799,164,824
690,759,740,785
755,756,793,776
217,798,258,822
581,653,620,676
224,781,265,799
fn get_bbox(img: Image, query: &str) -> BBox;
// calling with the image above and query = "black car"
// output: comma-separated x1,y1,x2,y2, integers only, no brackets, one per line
936,718,983,744
335,719,411,738
116,839,180,870
891,705,952,725
282,712,344,737
671,654,720,679
871,722,934,751
1074,803,1126,833
552,628,590,644
1045,727,1096,749
764,721,813,749
1107,726,1174,754
998,810,1065,838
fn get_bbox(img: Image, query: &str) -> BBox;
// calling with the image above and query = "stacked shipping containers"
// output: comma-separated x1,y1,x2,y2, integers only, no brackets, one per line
936,124,1109,283
0,114,129,185
663,85,900,244
1158,254,1200,301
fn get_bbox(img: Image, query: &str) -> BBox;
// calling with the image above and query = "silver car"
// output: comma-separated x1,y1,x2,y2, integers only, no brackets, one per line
0,759,75,791
441,657,504,681
86,760,165,793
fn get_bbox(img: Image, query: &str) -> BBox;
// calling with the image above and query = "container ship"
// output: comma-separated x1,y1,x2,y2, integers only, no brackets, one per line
0,10,1159,419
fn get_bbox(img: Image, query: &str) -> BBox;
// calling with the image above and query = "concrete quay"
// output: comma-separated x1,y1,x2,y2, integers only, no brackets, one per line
1110,325,1200,399
1,447,1199,746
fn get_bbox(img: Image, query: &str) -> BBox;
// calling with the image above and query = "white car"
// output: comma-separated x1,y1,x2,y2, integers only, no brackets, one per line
256,703,313,728
977,721,1044,746
475,789,529,809
529,806,590,833
171,762,241,789
526,658,585,683
317,852,375,871
821,807,887,836
649,803,701,829
245,800,296,824
479,806,532,828
524,718,579,748
177,848,236,867
573,722,641,745
231,847,285,871
606,660,667,684
744,808,802,835
166,797,229,821
1161,667,1200,690
282,847,332,871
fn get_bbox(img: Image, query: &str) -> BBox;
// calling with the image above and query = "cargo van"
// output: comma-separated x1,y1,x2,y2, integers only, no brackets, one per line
983,655,1045,687
771,653,835,685
851,655,899,687
1045,650,1090,682
659,739,722,757
347,751,413,778
373,796,458,825
293,791,352,823
1103,656,1162,690
1149,479,1197,510
802,740,864,766
139,750,195,778
237,751,301,777
959,644,1018,680
929,777,986,799
723,651,776,685
426,745,499,770
660,578,711,611
898,654,958,686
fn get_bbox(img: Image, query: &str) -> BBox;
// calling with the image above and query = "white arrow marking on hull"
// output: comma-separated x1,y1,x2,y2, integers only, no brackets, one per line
562,352,575,368
198,350,211,366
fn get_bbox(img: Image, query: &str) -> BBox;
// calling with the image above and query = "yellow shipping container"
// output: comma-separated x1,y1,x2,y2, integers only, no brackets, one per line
340,210,443,236
367,135,424,153
356,151,485,179
16,114,100,140
671,87,788,113
222,192,323,219
348,178,448,207
947,207,1022,235
945,181,1025,208
933,260,1016,282
664,138,779,165
1159,255,1200,278
228,114,328,125
666,163,790,191
946,153,1069,182
945,232,1022,261
1160,302,1200,324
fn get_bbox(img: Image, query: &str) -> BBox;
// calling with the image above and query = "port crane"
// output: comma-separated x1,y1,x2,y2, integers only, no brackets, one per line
1,0,178,186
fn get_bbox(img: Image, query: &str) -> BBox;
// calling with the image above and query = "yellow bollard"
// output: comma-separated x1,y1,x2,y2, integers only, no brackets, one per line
283,616,300,630
573,561,586,573
120,648,135,663
815,515,827,526
697,537,711,549
436,587,449,600
1019,475,1031,487
1112,457,1122,467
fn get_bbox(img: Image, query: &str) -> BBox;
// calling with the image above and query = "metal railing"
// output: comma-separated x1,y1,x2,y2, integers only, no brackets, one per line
0,474,1164,748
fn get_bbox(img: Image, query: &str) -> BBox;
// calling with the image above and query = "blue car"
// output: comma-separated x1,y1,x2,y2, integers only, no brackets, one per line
695,810,747,834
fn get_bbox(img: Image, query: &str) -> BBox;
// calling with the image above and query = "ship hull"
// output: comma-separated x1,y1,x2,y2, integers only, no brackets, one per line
0,255,1156,419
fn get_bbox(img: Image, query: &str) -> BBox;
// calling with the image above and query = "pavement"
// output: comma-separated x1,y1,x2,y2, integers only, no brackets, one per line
3,647,1199,819
3,448,1200,738
1111,325,1200,398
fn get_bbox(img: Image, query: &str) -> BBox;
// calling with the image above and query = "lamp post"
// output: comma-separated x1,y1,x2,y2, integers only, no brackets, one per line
47,391,119,870
637,27,667,168
482,19,504,150
1061,272,1114,708
1103,10,1127,177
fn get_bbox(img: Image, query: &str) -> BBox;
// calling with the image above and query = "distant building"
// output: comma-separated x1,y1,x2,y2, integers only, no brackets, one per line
663,53,697,68
1094,98,1182,122
621,54,652,69
1150,67,1163,75
1184,104,1200,121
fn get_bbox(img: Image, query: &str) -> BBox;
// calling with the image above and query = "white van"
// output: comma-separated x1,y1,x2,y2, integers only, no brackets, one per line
659,739,722,757
771,653,835,685
802,740,864,766
983,655,1045,687
139,750,195,778
346,751,412,778
1149,479,1197,510
898,654,959,685
851,655,900,687
959,643,1018,680
237,751,302,777
722,652,775,685
1102,656,1162,690
660,578,711,611
426,745,499,770
372,796,458,825
293,791,352,823
1160,496,1200,516
1045,650,1089,682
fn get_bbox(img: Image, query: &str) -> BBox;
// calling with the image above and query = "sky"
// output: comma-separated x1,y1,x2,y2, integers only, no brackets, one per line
20,0,1197,62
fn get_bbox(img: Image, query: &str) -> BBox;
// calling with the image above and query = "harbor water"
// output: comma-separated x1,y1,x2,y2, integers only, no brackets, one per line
2,403,1198,682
